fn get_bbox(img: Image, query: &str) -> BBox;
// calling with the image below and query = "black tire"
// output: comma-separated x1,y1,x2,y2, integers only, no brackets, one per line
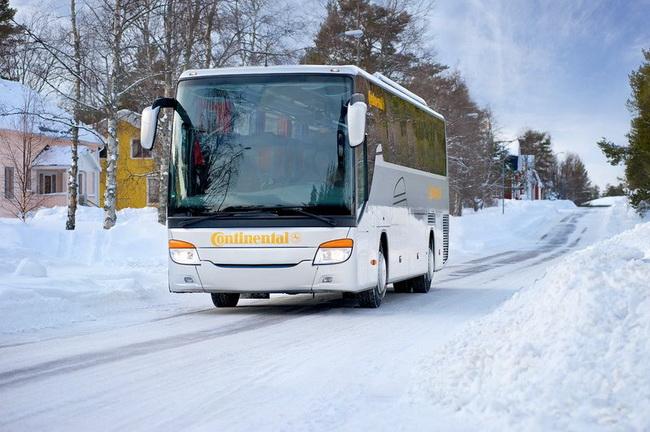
211,293,240,308
358,245,388,308
412,240,434,293
393,280,411,293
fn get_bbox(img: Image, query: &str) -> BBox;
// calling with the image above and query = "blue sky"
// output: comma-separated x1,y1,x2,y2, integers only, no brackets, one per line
429,0,650,188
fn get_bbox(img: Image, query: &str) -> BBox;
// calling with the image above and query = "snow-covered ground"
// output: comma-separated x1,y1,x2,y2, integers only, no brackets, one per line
451,200,577,256
417,212,650,431
0,207,204,341
0,199,648,431
584,195,628,206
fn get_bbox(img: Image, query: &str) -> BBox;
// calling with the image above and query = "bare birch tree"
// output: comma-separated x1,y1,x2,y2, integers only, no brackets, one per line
66,0,82,230
0,92,47,220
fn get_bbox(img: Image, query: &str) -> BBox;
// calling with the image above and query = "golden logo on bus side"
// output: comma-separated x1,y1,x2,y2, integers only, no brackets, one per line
211,231,301,247
428,186,442,200
368,89,385,111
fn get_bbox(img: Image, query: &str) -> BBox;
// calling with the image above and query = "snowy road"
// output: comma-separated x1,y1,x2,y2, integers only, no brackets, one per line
0,207,622,431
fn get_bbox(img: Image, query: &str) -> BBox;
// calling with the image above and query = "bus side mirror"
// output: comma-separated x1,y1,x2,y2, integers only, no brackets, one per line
347,95,367,147
140,106,161,150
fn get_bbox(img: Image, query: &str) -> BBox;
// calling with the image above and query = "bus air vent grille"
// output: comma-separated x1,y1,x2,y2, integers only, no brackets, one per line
442,214,449,263
427,211,436,225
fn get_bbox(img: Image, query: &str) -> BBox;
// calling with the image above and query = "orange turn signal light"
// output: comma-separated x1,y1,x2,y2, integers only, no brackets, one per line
319,238,353,248
169,239,196,249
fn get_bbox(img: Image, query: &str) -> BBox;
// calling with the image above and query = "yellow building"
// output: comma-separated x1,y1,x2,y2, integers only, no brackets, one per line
99,110,159,209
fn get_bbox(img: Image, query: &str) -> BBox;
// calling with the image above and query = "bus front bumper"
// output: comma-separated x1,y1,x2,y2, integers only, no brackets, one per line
169,256,364,294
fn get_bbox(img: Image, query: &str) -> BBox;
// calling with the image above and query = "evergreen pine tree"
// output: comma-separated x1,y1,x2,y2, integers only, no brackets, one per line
0,0,21,78
598,49,650,214
0,0,17,40
302,0,435,78
558,153,593,205
603,183,626,197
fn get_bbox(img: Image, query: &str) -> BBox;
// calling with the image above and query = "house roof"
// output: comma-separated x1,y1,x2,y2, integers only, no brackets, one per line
117,109,141,129
33,145,102,172
94,109,141,136
0,78,102,145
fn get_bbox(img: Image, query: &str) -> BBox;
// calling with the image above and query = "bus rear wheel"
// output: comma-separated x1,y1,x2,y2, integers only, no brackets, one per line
357,246,387,308
412,241,434,293
211,293,240,308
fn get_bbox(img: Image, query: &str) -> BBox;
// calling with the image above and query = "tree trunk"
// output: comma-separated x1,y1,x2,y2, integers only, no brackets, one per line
157,80,172,225
66,0,81,231
157,0,175,225
103,0,123,230
103,116,118,229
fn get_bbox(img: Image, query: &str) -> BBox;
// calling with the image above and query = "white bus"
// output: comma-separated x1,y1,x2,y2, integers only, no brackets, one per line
140,65,449,308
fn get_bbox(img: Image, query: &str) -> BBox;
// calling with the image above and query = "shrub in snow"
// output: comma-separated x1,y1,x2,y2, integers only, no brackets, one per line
14,258,48,278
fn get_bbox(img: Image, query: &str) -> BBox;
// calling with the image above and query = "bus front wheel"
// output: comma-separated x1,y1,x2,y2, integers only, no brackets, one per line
357,246,388,308
211,293,240,308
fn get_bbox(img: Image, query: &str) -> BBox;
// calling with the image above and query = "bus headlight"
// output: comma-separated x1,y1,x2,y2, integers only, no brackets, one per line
169,239,201,265
313,239,353,265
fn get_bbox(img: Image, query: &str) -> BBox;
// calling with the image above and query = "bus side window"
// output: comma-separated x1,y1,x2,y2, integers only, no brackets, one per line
355,142,368,208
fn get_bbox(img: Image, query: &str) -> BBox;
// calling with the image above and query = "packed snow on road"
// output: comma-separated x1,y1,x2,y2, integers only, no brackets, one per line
0,198,648,431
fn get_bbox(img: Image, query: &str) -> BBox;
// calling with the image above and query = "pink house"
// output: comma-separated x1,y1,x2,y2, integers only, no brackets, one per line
0,78,102,218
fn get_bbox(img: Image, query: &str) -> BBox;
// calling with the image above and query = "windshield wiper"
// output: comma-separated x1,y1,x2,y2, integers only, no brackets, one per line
174,209,270,228
274,207,337,226
222,205,337,226
172,212,240,228
174,206,337,228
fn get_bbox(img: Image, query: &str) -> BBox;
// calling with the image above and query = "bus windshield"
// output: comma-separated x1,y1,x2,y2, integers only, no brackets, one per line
169,74,354,217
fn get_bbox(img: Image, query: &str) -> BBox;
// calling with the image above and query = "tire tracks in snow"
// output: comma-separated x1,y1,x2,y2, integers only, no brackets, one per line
0,300,343,389
440,211,587,282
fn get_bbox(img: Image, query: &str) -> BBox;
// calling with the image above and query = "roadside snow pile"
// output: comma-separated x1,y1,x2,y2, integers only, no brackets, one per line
14,258,47,278
584,195,627,207
450,200,576,257
418,220,650,430
0,207,170,337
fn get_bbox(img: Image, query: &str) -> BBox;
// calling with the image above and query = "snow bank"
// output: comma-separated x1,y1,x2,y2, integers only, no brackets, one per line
417,219,650,431
584,196,627,207
14,258,47,278
450,200,576,258
0,207,170,337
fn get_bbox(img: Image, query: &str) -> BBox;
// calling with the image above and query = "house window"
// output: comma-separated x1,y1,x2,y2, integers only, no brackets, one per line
146,176,160,205
39,173,58,194
4,167,14,199
131,139,152,159
78,172,85,196
89,172,96,194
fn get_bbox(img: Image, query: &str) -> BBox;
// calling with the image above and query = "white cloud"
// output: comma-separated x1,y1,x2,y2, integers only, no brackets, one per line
429,0,647,188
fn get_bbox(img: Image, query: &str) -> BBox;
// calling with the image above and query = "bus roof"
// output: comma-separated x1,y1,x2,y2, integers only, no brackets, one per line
178,65,445,121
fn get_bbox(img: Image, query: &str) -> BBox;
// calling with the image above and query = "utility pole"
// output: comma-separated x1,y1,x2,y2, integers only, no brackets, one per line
502,160,506,214
494,138,519,215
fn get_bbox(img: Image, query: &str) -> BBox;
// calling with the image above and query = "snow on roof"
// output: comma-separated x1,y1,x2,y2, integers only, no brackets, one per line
95,109,141,135
33,145,101,172
0,78,102,145
117,109,141,129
